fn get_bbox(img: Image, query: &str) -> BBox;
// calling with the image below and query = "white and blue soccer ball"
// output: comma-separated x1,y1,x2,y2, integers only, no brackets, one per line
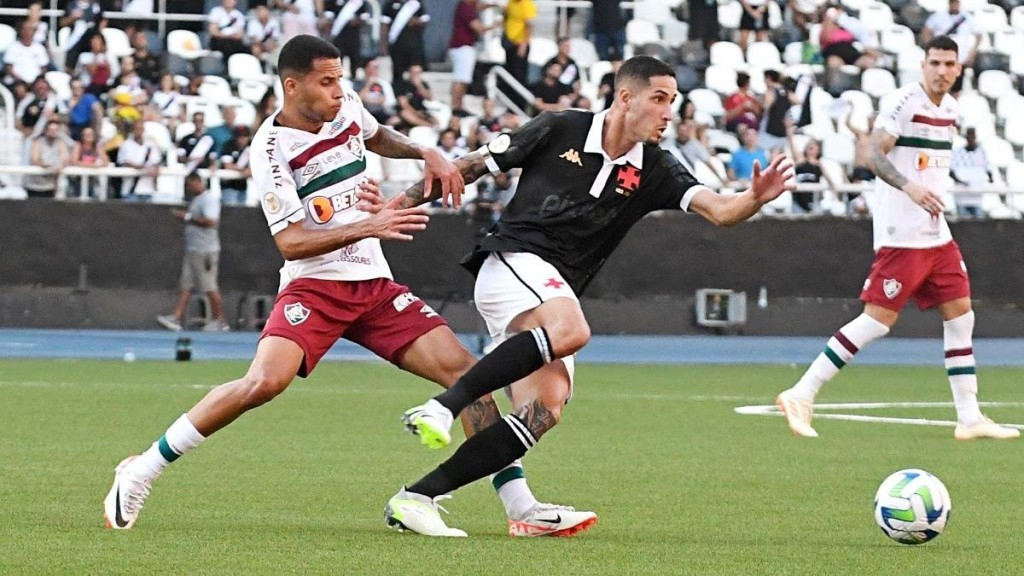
874,468,951,545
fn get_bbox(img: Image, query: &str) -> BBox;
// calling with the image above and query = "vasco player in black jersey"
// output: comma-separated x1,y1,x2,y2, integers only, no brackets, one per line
384,56,796,536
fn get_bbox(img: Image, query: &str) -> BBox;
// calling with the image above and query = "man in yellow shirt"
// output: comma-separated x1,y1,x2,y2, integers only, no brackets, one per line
501,0,536,84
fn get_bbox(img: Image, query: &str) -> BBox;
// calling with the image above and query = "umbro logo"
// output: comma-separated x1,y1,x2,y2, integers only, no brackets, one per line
559,148,583,166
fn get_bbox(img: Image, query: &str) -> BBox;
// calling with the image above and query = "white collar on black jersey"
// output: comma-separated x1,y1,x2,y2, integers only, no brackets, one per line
584,110,645,198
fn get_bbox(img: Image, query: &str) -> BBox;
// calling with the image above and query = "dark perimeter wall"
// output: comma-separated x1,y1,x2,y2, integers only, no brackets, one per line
1,200,1022,335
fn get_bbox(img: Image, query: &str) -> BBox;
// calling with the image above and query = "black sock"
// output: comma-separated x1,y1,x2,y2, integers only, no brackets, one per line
433,328,552,416
408,414,536,499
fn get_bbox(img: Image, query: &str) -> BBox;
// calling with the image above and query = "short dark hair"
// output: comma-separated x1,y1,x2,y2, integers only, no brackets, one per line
925,35,959,57
736,72,751,88
614,56,675,91
278,34,341,80
185,172,203,184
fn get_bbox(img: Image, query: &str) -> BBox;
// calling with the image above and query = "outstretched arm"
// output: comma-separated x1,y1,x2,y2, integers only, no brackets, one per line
364,125,465,206
870,127,944,215
688,155,796,226
393,149,493,209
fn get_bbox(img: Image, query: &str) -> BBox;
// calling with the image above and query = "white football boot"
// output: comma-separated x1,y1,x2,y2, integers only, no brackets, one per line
103,456,152,530
508,503,598,537
776,388,819,438
954,416,1021,440
384,488,467,537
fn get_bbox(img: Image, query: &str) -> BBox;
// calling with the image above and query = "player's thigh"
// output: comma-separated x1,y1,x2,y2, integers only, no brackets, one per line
916,241,971,311
260,278,352,377
474,252,581,343
247,335,305,385
860,247,930,311
344,279,450,366
399,325,477,388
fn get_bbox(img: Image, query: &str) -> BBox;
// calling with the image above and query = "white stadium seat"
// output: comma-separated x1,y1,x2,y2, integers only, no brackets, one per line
228,53,268,83
860,68,896,99
528,37,559,67
859,2,894,31
710,41,745,68
982,136,1015,168
1011,5,1024,31
101,27,133,58
880,25,917,54
975,5,1010,34
703,65,738,96
718,1,743,29
746,41,781,68
992,29,1023,56
632,0,675,24
167,29,207,60
625,19,662,47
1000,113,1024,147
0,24,16,53
822,133,856,165
688,87,726,117
976,70,1015,100
569,38,600,69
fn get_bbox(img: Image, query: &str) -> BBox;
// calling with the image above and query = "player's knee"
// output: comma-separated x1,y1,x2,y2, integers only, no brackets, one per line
549,319,590,357
239,370,291,409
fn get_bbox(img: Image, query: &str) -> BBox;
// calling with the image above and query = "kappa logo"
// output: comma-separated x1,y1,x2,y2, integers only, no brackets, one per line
283,302,311,326
559,148,583,166
883,278,902,299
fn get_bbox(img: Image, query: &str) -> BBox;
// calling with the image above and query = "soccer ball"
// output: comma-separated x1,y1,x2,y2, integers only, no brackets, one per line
874,469,951,545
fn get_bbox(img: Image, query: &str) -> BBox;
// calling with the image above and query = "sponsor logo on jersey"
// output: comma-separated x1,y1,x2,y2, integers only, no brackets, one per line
915,152,951,170
308,187,360,224
263,192,281,213
284,302,310,325
392,292,420,312
883,278,902,299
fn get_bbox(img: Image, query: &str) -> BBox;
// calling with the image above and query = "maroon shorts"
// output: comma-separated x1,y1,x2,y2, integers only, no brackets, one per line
859,240,971,311
260,277,447,377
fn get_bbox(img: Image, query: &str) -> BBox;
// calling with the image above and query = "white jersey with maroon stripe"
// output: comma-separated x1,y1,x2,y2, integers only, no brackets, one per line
873,82,956,250
251,88,392,291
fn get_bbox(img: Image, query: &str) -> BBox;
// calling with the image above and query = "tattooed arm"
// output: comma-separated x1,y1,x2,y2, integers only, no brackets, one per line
395,149,493,209
869,127,945,215
364,125,465,206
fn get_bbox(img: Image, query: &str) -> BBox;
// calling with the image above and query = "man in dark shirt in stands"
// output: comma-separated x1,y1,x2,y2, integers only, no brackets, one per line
381,56,796,536
529,61,573,113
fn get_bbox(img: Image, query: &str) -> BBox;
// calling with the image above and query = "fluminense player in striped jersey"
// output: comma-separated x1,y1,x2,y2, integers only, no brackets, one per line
104,35,594,538
776,35,1019,441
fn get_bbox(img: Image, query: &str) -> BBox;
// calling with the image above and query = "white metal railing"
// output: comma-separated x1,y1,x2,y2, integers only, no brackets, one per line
485,65,535,118
0,165,246,203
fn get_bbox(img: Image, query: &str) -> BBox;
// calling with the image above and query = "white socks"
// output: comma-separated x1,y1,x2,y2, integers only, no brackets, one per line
791,313,890,401
491,460,538,519
129,414,206,481
944,311,983,426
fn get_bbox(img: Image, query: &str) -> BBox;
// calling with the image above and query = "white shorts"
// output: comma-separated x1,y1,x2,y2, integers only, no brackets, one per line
474,252,577,390
449,45,477,85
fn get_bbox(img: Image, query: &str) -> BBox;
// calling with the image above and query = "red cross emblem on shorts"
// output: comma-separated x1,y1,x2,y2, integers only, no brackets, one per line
544,278,565,289
616,165,641,196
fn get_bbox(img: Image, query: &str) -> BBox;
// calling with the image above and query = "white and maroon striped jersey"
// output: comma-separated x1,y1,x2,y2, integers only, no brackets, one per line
250,88,392,291
873,82,956,250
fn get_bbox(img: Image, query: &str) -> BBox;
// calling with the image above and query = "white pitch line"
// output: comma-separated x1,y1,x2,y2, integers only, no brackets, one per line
734,401,1024,430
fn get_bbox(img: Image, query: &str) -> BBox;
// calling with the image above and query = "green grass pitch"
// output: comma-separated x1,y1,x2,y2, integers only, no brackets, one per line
2,359,1023,575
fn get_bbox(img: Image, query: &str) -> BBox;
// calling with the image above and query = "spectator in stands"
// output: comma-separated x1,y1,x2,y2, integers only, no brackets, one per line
394,64,438,130
678,94,696,123
109,89,143,131
248,5,283,63
253,90,279,131
437,127,468,161
501,0,536,85
16,76,63,140
279,0,323,42
130,31,162,89
723,72,763,134
218,125,252,206
25,2,49,47
69,125,109,198
951,127,991,218
590,0,626,61
728,126,770,183
790,0,825,32
738,0,769,51
597,55,623,111
819,5,879,70
355,58,398,125
61,0,104,70
688,0,721,51
208,0,251,60
786,118,837,213
113,57,148,106
760,70,794,154
382,0,430,81
76,33,119,97
465,170,511,238
544,37,582,98
449,0,499,118
177,111,217,171
65,78,104,141
476,97,503,133
207,105,240,154
326,0,370,77
663,118,726,184
530,61,573,113
922,0,980,96
3,20,52,88
157,172,230,332
25,120,70,198
117,120,161,201
149,72,186,131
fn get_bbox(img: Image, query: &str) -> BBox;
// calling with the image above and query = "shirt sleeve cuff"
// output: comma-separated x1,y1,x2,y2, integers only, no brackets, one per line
680,185,713,212
485,155,501,174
